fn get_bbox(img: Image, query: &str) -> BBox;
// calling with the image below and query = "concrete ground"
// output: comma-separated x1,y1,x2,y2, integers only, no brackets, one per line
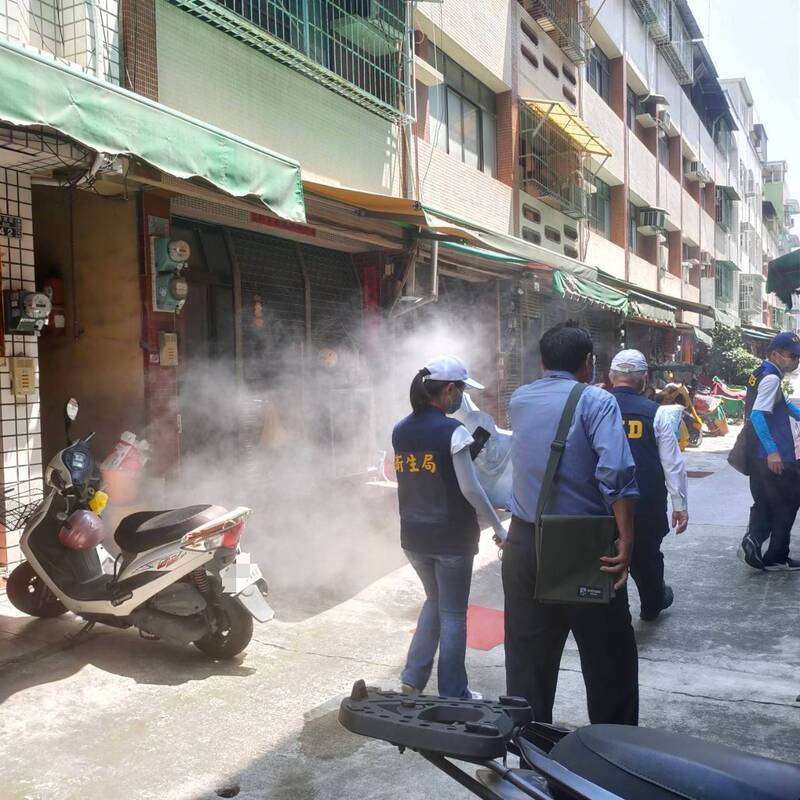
1,424,799,799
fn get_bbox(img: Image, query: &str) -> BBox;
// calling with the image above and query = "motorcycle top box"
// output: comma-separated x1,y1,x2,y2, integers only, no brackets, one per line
339,681,800,800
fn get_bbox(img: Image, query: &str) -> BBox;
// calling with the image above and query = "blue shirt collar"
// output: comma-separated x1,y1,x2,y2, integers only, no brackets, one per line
543,370,578,380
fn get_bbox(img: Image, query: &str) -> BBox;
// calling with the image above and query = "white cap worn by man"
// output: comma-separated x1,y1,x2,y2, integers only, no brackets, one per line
608,349,689,621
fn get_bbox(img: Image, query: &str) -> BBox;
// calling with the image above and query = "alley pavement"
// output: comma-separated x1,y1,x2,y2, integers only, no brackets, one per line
0,424,799,799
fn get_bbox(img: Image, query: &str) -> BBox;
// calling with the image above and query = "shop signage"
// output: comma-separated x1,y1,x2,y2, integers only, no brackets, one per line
0,214,22,239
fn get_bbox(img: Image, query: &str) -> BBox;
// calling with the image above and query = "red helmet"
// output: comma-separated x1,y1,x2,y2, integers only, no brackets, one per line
58,510,106,551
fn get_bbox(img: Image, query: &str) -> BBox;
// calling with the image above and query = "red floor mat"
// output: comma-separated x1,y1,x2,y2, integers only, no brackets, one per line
467,605,505,651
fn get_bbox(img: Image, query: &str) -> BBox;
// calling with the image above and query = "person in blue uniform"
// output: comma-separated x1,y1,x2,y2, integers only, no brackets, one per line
608,350,689,621
504,323,639,726
392,356,507,699
739,332,800,571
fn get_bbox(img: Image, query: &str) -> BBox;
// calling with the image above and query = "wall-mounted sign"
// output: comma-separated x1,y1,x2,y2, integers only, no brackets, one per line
0,214,22,238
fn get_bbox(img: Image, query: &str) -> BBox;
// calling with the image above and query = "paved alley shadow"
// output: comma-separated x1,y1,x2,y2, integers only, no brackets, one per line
0,612,255,704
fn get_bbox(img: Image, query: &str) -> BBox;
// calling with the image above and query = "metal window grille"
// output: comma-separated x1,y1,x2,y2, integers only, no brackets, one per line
172,0,409,119
715,263,734,305
519,102,585,219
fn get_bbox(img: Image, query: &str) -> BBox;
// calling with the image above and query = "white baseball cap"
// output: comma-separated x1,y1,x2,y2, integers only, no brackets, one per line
423,355,485,389
610,349,649,373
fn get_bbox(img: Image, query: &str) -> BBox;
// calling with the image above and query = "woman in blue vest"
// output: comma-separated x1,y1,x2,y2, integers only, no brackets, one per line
392,356,507,699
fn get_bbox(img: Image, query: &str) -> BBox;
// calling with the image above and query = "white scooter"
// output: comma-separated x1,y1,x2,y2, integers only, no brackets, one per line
5,399,273,659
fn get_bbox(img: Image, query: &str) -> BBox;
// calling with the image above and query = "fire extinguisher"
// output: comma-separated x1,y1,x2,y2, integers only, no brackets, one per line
42,276,66,335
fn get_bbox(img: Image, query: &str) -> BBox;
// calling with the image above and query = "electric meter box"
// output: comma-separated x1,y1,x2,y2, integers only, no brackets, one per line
3,290,52,334
9,356,36,396
158,331,179,367
151,238,190,314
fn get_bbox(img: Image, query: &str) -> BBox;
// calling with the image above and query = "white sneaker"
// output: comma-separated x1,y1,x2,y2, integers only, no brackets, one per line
466,689,483,700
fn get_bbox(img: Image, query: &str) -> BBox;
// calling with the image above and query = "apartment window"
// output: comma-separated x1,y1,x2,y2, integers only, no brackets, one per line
715,187,733,231
626,87,637,130
521,20,539,46
543,55,559,79
522,47,539,69
658,135,670,168
563,87,577,105
545,226,562,244
564,225,579,241
587,176,611,237
429,47,497,176
562,64,577,86
564,245,579,259
522,227,541,244
716,263,735,304
587,46,610,103
628,202,639,252
522,204,541,224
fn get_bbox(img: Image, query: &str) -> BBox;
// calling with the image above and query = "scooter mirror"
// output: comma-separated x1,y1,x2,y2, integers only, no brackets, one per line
65,398,79,422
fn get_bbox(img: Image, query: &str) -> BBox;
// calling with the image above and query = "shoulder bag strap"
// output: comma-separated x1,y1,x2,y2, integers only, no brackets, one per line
535,382,587,526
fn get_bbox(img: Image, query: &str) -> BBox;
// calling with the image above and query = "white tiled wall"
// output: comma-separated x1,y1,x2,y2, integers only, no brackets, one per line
0,167,41,569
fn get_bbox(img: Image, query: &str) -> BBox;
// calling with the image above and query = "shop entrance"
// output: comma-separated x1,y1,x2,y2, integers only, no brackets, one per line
172,219,237,465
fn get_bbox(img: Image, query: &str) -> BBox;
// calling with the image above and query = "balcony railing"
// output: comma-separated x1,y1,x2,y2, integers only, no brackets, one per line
519,101,587,219
519,0,585,63
169,0,410,120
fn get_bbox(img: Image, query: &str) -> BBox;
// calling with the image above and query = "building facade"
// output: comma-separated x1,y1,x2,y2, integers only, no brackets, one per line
0,0,798,569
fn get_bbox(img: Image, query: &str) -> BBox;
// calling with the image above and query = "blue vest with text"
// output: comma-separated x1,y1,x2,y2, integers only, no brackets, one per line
611,387,667,514
392,408,479,556
745,361,794,464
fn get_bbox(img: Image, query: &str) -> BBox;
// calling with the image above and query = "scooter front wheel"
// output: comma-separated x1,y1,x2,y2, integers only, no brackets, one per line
6,562,67,618
193,594,253,659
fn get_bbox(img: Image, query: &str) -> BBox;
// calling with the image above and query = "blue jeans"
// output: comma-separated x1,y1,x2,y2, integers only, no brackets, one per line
401,550,475,698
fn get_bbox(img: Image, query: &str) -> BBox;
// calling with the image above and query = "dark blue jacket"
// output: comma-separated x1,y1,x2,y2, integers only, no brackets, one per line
392,408,479,555
610,387,667,516
745,361,795,464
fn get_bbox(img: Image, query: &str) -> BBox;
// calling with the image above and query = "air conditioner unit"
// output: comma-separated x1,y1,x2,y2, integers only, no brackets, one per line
637,207,668,236
686,160,711,184
700,251,713,266
657,109,673,134
681,260,693,281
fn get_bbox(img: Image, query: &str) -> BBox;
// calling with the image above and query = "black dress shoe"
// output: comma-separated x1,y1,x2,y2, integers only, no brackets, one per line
640,585,674,621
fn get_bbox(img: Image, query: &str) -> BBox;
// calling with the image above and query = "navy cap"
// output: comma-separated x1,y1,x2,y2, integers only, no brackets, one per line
767,331,800,355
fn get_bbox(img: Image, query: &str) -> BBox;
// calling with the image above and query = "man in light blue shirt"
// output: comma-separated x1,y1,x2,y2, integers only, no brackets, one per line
504,322,640,726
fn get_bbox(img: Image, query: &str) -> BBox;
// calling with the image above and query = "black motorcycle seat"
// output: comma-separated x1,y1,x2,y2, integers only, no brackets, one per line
115,505,224,553
533,724,800,800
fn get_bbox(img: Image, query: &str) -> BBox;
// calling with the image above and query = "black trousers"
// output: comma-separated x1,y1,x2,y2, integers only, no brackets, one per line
629,512,669,617
747,461,800,565
502,517,639,726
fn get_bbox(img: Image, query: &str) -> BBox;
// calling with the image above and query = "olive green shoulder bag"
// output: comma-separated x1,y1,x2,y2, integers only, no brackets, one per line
533,383,618,605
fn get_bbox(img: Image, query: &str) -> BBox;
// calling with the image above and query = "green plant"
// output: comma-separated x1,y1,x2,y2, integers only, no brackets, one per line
709,324,761,385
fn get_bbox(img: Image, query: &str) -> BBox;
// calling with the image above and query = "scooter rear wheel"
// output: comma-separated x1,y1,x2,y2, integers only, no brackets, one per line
193,594,253,659
6,562,67,618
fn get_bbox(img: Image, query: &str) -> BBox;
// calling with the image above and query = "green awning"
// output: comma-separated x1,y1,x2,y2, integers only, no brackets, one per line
714,308,741,328
767,249,800,308
553,270,629,314
0,39,305,222
741,326,774,342
423,207,598,280
440,241,529,265
693,327,713,347
628,292,676,326
716,259,740,272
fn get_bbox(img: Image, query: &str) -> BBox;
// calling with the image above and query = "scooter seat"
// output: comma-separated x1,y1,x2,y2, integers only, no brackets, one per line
532,724,800,800
115,505,225,553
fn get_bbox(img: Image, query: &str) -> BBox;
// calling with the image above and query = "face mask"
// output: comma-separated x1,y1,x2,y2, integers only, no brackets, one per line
447,388,464,414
